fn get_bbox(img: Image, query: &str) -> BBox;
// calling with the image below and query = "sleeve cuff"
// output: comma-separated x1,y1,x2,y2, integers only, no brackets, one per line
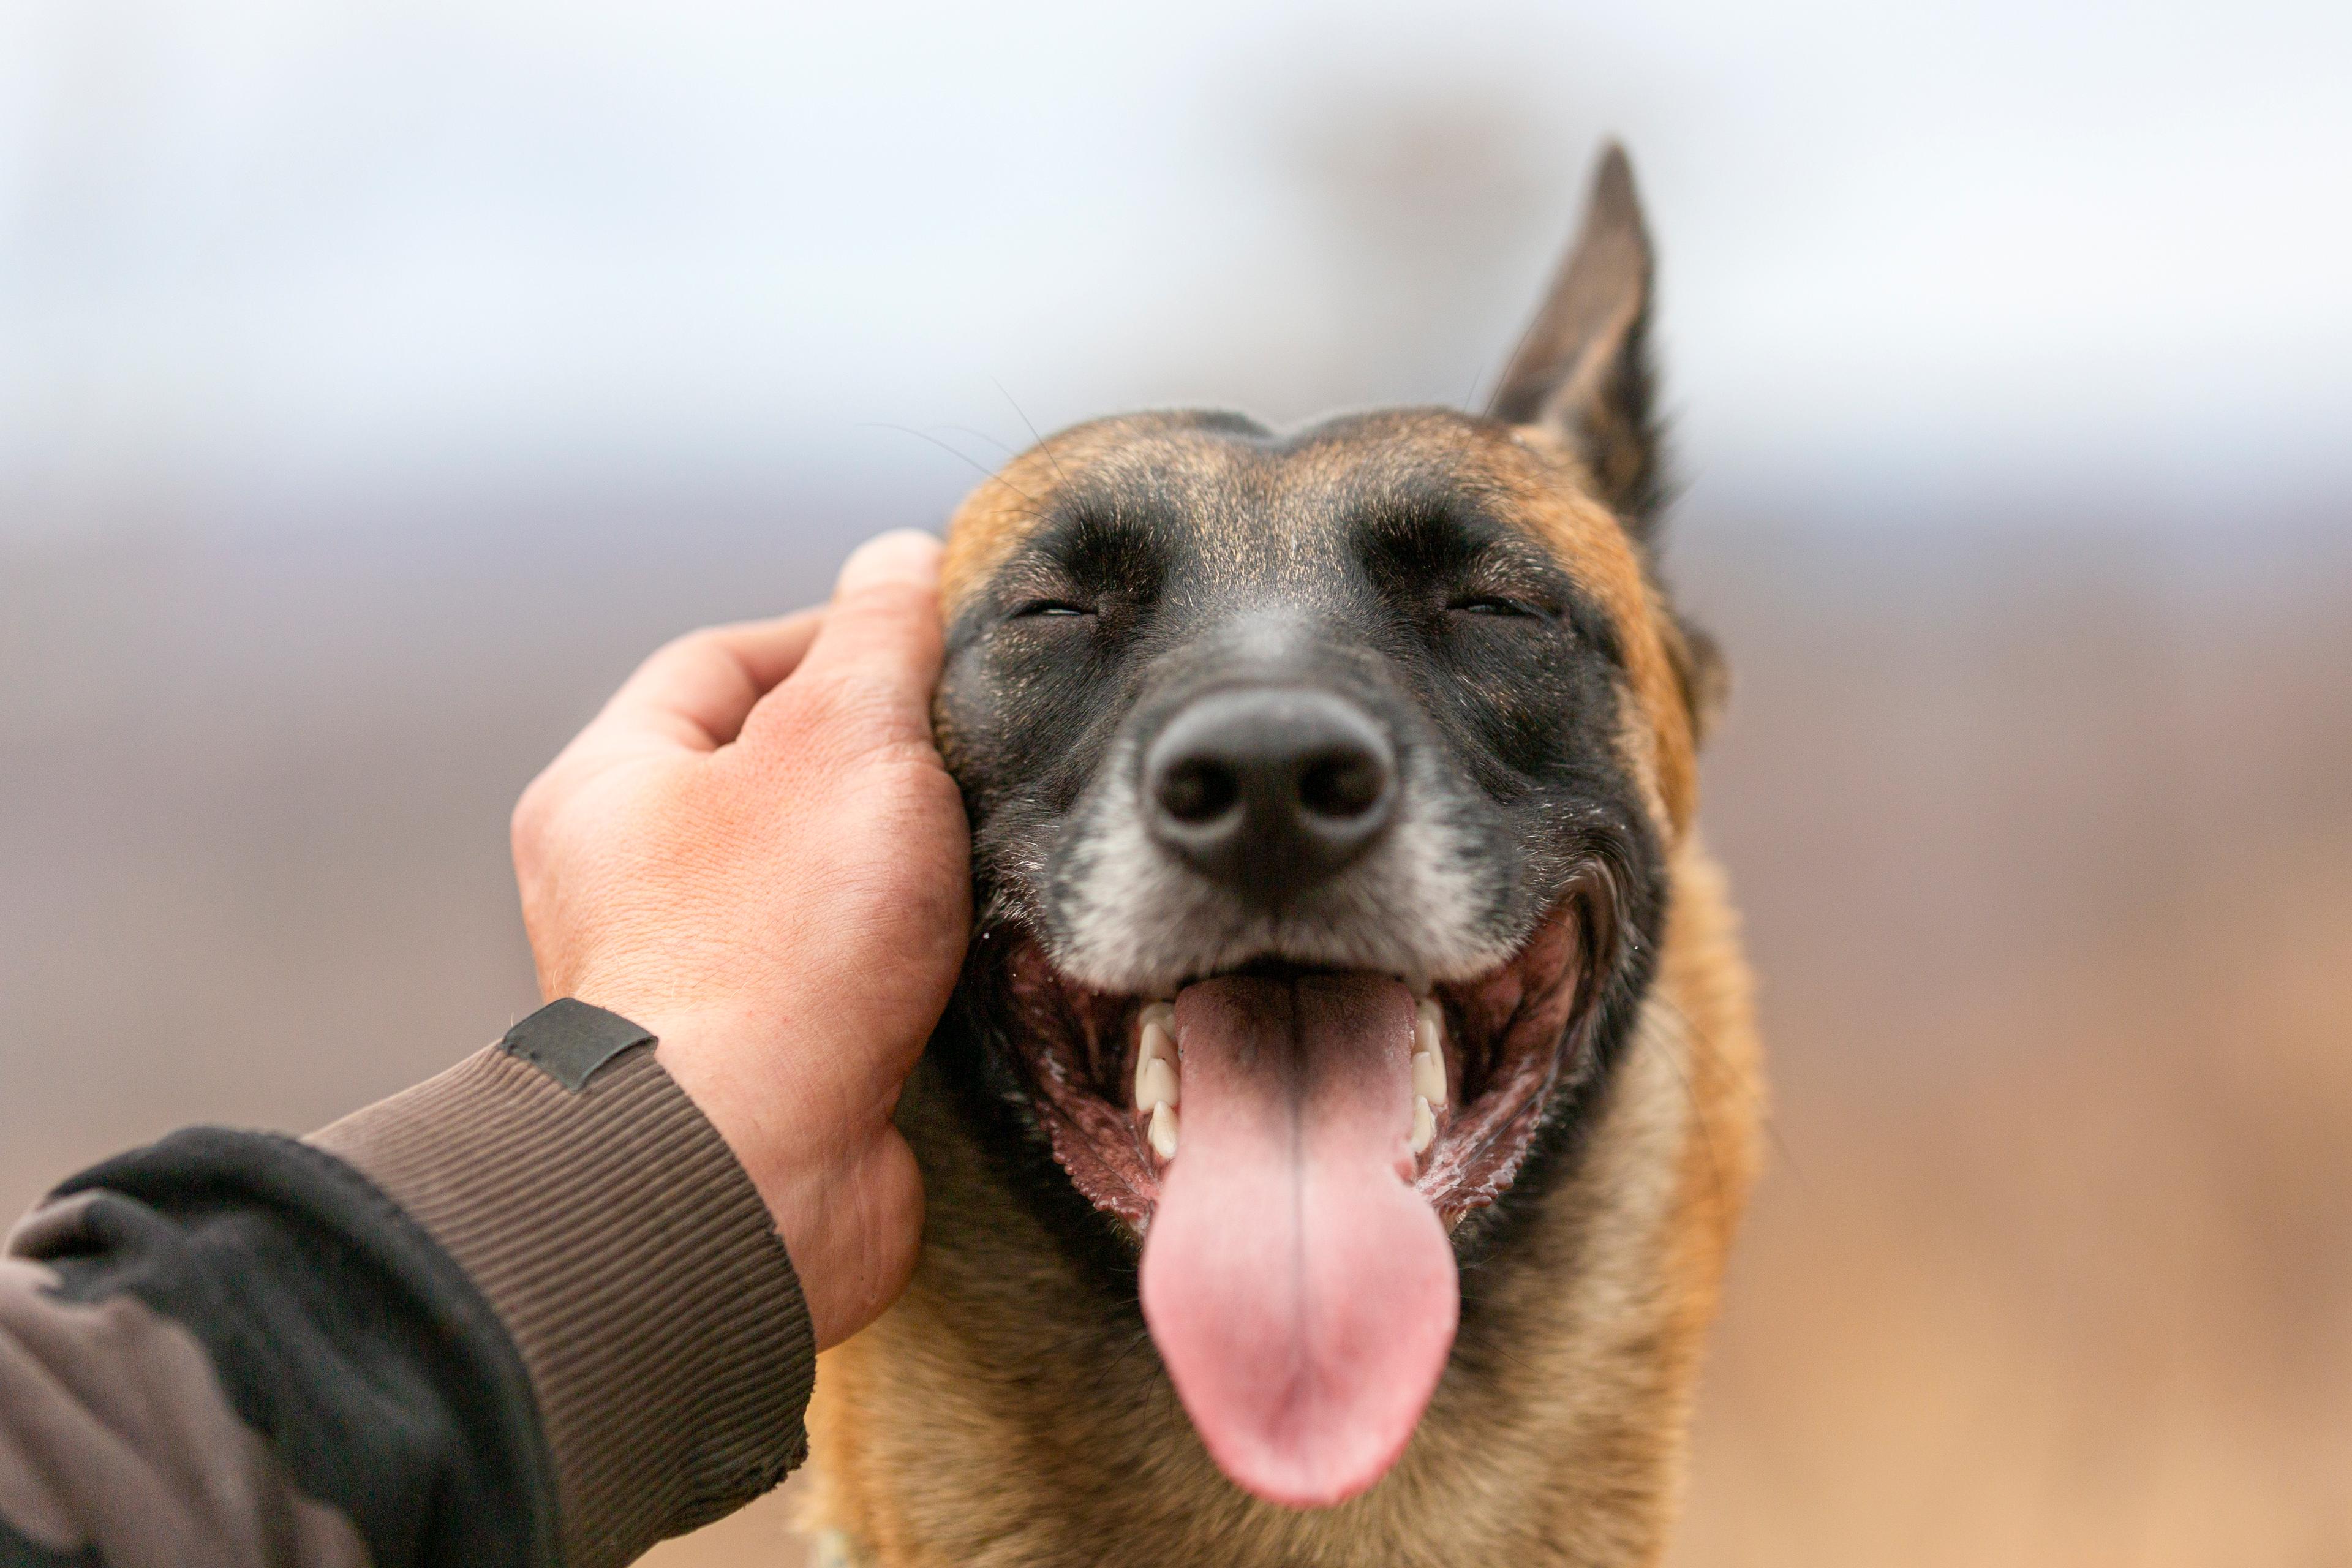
309,1009,814,1568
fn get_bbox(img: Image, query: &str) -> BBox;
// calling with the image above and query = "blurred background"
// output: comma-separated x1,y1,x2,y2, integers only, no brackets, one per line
4,1,2347,1562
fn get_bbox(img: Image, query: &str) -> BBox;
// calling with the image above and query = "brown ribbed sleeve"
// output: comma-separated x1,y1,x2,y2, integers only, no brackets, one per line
309,1039,814,1568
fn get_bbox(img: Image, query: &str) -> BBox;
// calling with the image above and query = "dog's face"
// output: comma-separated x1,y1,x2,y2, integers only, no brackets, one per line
929,148,1717,1511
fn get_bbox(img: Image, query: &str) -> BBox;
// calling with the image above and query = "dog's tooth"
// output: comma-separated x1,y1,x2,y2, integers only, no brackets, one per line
1134,1023,1175,1110
1412,1047,1448,1108
1414,998,1444,1064
1149,1101,1180,1159
1137,1012,1176,1096
1410,1095,1436,1155
1138,1055,1180,1110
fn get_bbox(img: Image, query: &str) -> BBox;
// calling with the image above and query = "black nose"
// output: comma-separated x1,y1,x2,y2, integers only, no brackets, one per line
1142,688,1397,899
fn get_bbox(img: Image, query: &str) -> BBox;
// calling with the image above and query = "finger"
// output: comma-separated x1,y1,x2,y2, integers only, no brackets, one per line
591,608,827,753
785,530,946,746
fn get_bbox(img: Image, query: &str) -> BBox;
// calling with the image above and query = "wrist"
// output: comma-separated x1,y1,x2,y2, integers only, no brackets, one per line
552,993,926,1349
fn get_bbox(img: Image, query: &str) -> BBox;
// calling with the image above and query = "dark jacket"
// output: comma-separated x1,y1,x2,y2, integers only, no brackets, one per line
0,1000,815,1568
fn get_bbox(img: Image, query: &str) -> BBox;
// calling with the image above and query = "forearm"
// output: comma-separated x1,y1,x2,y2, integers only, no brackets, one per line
1,1003,815,1568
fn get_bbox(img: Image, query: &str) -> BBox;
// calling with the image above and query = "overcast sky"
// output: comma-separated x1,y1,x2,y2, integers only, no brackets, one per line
2,0,2346,541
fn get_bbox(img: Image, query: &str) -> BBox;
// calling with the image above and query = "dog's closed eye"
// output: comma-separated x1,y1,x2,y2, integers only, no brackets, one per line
1447,595,1547,619
1012,598,1095,619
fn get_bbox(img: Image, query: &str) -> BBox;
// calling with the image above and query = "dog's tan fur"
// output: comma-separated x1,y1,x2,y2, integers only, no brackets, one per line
804,146,1762,1567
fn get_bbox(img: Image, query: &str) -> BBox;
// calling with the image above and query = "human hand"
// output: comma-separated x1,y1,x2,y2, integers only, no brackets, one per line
508,530,969,1349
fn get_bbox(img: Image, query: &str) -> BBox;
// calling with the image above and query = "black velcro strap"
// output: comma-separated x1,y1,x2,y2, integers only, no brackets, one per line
498,999,656,1092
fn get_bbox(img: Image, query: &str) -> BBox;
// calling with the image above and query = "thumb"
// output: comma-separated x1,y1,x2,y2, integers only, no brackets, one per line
786,530,946,745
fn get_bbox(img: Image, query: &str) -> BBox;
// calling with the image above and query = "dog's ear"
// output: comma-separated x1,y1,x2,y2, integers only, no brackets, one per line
1493,146,1724,737
1488,142,1664,535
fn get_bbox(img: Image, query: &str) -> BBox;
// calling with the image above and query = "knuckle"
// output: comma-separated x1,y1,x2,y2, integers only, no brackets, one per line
662,624,726,662
510,774,556,861
646,626,737,690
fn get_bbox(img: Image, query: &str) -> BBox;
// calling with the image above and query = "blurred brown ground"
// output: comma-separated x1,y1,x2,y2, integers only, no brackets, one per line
4,511,2346,1564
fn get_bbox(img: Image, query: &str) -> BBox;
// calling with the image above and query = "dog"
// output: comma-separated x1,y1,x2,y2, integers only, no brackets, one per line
804,143,1762,1567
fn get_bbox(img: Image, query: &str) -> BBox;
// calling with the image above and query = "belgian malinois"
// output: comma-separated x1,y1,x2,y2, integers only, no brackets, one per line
806,143,1762,1567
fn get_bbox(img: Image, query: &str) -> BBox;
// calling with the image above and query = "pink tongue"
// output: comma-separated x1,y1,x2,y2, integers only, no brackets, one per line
1139,974,1458,1509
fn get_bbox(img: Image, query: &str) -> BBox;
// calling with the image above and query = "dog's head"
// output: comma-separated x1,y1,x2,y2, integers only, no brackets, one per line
930,146,1720,1509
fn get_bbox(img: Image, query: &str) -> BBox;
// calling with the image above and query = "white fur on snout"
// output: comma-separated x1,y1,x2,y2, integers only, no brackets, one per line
1047,732,1515,995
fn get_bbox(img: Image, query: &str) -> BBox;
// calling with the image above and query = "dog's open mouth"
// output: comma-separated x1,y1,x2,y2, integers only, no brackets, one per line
981,897,1593,1508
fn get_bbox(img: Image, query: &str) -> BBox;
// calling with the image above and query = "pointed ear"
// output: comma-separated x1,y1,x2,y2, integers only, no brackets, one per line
1488,142,1664,532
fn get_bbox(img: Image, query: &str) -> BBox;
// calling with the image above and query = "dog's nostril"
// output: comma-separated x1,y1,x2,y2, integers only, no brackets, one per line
1160,758,1241,825
1298,751,1385,821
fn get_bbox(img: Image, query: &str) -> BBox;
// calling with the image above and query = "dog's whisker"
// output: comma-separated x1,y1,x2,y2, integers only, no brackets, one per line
1459,356,1493,414
933,422,1022,460
1646,999,1732,1222
1658,989,1808,1196
854,420,1041,506
1095,1321,1158,1389
992,377,1068,486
